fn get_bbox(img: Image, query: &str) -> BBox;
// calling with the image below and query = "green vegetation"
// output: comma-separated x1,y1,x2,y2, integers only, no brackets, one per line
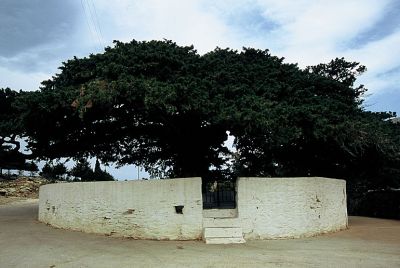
0,88,36,175
39,159,114,181
40,162,68,181
0,40,398,216
70,159,114,181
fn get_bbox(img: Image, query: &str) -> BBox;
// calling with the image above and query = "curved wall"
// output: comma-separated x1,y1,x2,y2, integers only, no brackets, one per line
39,178,203,240
237,177,348,239
39,177,347,240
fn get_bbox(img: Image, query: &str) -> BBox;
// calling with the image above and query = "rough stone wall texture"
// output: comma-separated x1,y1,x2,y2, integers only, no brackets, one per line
237,177,348,239
39,177,347,240
39,178,203,240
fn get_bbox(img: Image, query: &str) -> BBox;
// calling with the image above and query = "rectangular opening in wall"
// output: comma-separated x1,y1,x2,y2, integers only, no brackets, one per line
202,180,236,209
175,205,184,214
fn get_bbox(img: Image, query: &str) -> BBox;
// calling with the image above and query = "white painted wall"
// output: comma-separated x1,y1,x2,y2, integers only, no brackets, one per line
39,178,203,240
39,177,347,241
236,177,348,239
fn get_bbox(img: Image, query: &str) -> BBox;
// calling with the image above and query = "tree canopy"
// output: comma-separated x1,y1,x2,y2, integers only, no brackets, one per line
5,40,399,187
0,88,35,173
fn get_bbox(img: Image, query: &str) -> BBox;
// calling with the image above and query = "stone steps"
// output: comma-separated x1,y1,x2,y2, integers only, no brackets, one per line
203,227,245,244
203,209,237,218
203,217,241,228
204,236,246,244
203,215,245,244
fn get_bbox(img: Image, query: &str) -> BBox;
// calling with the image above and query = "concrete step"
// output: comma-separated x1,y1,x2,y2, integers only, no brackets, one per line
203,227,245,244
203,209,237,218
203,217,241,228
205,237,246,244
204,227,243,238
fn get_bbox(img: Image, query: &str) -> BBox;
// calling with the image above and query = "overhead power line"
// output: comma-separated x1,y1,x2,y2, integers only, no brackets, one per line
80,0,104,50
88,0,105,44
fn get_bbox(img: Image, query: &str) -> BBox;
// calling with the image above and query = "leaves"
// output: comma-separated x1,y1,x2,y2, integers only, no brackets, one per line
2,40,397,186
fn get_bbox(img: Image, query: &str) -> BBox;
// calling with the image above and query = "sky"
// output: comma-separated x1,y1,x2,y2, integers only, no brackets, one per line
1,0,399,179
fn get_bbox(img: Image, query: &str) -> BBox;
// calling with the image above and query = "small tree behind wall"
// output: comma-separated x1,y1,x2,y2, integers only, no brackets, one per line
70,158,114,181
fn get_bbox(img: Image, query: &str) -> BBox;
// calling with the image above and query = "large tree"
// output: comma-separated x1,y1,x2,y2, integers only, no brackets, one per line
14,40,399,185
18,40,231,179
232,57,399,189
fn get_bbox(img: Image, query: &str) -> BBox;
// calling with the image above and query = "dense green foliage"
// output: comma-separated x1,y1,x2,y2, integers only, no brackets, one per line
0,88,34,173
2,40,399,191
69,159,93,181
40,162,68,181
93,159,114,181
39,159,114,181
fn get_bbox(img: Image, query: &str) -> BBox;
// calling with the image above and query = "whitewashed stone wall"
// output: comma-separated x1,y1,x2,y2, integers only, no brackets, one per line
236,177,348,239
39,178,203,240
39,176,347,240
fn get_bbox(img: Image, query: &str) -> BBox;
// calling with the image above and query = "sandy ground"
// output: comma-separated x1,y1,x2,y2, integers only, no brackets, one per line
0,196,25,205
0,199,399,268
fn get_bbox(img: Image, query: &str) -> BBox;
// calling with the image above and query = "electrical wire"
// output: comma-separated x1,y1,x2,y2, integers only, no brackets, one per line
85,0,104,48
88,0,105,47
80,0,103,50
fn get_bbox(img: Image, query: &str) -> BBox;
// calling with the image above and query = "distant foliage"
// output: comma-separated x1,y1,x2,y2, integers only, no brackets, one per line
69,159,94,181
40,162,68,181
93,159,114,181
70,158,114,181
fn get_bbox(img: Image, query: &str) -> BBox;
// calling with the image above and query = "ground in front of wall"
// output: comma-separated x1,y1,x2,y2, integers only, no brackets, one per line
0,199,399,268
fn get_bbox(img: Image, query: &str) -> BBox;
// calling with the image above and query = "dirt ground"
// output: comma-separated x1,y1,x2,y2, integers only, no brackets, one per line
0,196,25,205
0,176,50,203
0,199,399,268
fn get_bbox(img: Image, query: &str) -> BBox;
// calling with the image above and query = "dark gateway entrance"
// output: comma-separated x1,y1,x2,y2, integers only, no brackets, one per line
202,180,236,209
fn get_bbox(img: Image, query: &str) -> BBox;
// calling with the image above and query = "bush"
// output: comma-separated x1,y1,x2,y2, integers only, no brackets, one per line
349,189,400,220
40,162,67,181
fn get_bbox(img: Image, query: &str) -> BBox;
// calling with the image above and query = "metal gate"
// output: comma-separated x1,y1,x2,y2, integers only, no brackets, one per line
202,181,236,209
